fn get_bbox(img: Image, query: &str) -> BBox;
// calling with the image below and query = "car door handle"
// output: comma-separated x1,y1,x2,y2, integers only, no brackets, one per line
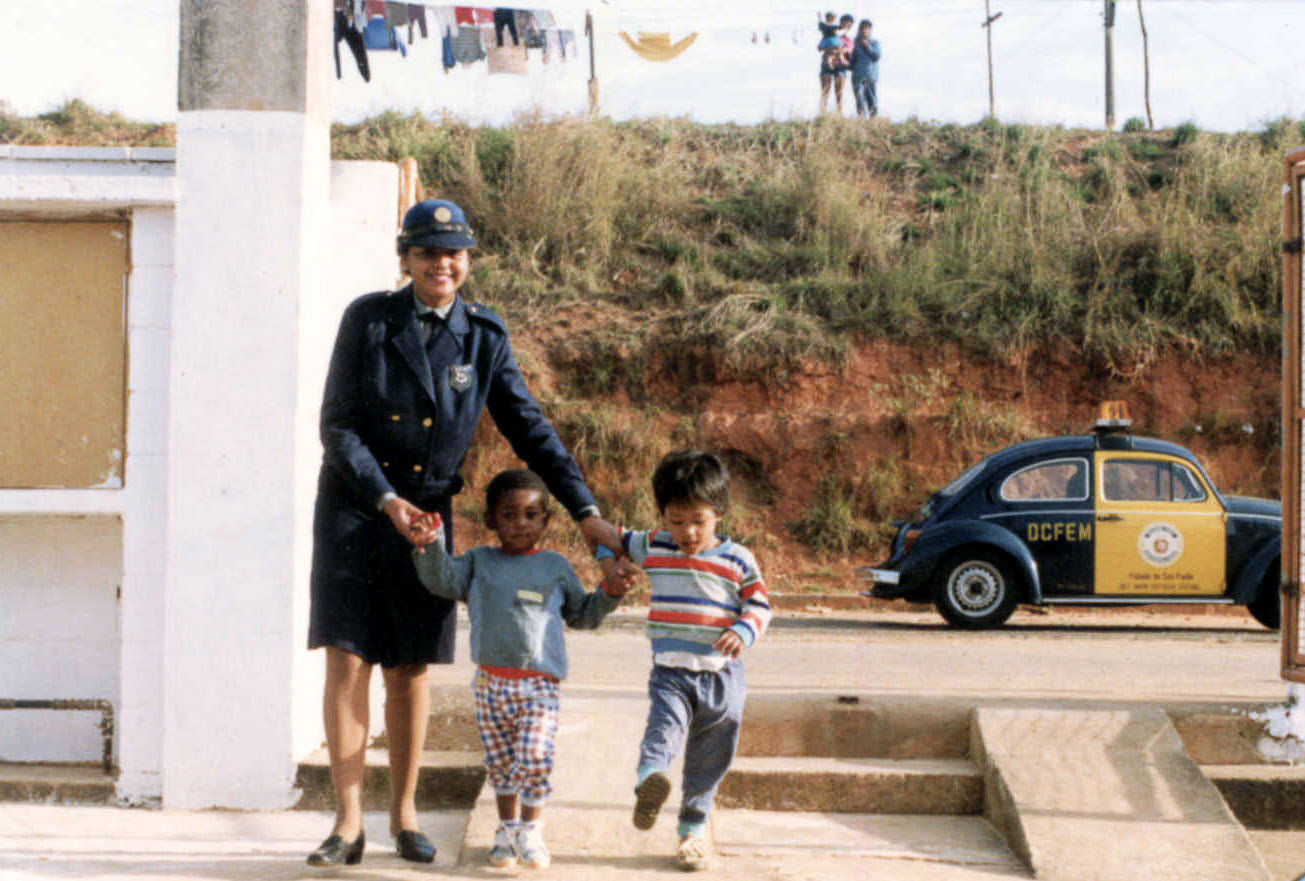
1096,514,1123,522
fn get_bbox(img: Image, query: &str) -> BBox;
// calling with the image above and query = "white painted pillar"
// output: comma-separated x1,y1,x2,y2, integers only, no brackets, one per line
164,0,330,809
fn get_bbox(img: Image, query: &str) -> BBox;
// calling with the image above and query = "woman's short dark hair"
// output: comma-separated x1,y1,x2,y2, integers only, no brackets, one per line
839,13,855,25
652,450,730,514
485,469,550,524
859,18,872,30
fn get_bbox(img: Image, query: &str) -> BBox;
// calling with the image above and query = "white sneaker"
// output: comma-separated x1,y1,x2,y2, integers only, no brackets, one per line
514,821,551,869
488,822,517,868
676,834,710,872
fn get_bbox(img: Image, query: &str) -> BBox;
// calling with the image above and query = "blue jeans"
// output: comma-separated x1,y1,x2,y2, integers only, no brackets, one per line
638,661,746,831
853,76,877,118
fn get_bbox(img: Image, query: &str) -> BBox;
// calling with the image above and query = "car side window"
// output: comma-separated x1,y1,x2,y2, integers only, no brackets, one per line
1102,459,1207,502
1000,458,1089,502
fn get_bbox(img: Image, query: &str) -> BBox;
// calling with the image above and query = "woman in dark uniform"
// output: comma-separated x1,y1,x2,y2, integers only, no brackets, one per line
306,199,621,866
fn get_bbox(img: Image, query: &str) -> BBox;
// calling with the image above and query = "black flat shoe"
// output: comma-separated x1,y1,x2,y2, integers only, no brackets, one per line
307,831,365,866
395,829,436,863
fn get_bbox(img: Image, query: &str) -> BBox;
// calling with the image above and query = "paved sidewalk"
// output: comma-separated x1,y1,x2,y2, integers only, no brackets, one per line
1,609,1300,881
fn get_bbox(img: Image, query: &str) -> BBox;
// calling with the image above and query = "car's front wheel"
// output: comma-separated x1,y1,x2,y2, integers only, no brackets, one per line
934,551,1019,629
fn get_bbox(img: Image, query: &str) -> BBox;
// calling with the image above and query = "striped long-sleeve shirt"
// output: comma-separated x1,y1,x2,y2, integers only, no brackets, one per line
620,529,772,670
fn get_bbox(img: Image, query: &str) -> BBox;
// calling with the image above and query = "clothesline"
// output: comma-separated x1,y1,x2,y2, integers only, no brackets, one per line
333,2,585,82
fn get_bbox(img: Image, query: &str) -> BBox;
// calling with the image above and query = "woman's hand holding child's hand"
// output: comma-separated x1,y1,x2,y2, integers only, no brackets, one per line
600,556,640,598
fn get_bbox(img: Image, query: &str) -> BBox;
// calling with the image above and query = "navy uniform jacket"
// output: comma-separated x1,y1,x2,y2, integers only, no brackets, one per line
318,286,596,515
308,286,596,665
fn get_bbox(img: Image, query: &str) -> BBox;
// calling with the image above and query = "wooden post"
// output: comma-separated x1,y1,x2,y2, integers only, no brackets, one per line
981,3,1003,119
1282,149,1305,682
586,10,599,116
1104,0,1116,130
1136,0,1153,129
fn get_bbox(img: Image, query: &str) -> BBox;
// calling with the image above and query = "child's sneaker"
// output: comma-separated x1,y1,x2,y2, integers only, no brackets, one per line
632,771,671,830
676,834,711,872
488,822,517,868
514,821,551,869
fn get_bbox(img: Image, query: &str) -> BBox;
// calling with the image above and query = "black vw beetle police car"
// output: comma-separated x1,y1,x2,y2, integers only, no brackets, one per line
859,407,1282,629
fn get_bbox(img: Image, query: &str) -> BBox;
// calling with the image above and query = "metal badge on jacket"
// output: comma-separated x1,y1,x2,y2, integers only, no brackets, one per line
449,364,474,391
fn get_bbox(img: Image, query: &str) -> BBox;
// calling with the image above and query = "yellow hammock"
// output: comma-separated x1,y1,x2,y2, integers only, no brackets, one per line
618,31,699,62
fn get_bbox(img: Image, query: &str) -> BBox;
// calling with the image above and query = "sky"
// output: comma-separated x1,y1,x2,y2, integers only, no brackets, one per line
4,1,1305,132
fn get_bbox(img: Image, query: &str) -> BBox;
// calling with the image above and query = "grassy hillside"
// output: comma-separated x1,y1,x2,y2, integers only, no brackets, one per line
5,102,1289,586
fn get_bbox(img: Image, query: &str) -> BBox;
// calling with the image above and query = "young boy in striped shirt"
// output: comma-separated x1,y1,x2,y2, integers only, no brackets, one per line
599,450,771,871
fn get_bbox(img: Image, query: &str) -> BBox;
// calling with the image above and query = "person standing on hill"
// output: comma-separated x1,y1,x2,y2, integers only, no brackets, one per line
850,19,881,119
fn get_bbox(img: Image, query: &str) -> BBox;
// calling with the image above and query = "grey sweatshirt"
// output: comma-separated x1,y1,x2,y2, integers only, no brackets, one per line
412,538,618,680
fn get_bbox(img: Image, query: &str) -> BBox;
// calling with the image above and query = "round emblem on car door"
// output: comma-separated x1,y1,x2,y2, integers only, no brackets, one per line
1138,522,1183,566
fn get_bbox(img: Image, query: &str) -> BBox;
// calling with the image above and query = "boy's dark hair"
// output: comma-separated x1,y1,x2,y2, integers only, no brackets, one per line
860,18,873,30
824,11,836,21
840,13,855,25
652,450,730,514
485,469,550,525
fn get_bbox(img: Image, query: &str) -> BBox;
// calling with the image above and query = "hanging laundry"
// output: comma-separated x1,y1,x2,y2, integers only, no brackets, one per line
384,2,408,32
486,43,528,75
544,28,562,64
473,8,495,26
364,0,386,17
406,3,428,41
559,28,576,61
618,32,699,62
519,10,546,50
532,8,557,30
333,8,371,80
454,6,476,26
363,14,407,56
450,23,487,64
492,8,519,47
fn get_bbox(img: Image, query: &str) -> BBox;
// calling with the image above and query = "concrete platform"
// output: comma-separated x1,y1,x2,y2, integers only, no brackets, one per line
974,706,1272,881
720,756,982,813
292,747,483,811
0,762,115,805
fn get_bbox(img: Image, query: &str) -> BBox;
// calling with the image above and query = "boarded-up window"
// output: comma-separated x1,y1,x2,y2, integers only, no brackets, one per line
0,221,128,488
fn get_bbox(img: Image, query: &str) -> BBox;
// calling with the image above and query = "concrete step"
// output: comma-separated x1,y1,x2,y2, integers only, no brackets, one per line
0,763,116,805
973,706,1272,881
293,748,484,811
718,756,982,814
1204,764,1305,830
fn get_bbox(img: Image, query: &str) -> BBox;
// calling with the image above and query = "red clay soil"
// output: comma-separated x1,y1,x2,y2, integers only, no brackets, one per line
460,330,1281,595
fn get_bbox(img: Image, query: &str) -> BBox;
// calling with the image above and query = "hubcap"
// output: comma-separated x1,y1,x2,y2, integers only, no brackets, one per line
948,561,1003,614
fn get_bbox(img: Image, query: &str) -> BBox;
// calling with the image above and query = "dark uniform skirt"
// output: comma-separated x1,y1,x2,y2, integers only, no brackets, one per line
308,468,457,666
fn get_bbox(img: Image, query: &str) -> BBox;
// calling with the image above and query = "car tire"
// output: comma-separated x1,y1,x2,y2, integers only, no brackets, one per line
934,551,1019,629
1247,564,1281,631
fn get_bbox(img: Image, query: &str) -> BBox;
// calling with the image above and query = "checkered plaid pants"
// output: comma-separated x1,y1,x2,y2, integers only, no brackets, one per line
473,669,560,805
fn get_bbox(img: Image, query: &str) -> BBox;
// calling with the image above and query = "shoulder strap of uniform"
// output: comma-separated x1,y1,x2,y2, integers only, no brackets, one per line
464,300,506,332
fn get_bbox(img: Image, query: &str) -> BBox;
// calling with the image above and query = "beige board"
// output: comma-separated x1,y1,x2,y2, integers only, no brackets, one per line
0,221,128,488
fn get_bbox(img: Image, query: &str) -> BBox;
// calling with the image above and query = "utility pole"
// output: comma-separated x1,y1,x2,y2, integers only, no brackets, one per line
1104,0,1117,130
982,1,1003,118
586,9,599,116
1136,0,1153,129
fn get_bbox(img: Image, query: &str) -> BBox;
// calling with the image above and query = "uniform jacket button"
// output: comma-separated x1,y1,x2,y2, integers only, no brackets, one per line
422,418,433,428
390,414,401,422
381,461,390,468
413,464,423,472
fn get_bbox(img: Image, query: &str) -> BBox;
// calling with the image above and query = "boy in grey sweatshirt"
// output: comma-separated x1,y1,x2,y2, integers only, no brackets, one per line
412,469,628,869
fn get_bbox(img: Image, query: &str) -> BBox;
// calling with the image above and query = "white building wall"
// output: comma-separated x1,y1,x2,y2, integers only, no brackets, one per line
1,147,404,807
117,205,174,802
0,516,122,762
293,160,403,761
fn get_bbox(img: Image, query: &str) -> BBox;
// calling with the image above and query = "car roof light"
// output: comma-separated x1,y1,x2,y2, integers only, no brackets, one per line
1093,400,1132,434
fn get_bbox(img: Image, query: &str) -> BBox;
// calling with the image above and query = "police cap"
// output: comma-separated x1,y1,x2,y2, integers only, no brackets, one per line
397,199,477,253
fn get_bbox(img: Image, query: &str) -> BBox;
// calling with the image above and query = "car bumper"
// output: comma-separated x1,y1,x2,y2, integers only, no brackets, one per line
857,566,902,598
